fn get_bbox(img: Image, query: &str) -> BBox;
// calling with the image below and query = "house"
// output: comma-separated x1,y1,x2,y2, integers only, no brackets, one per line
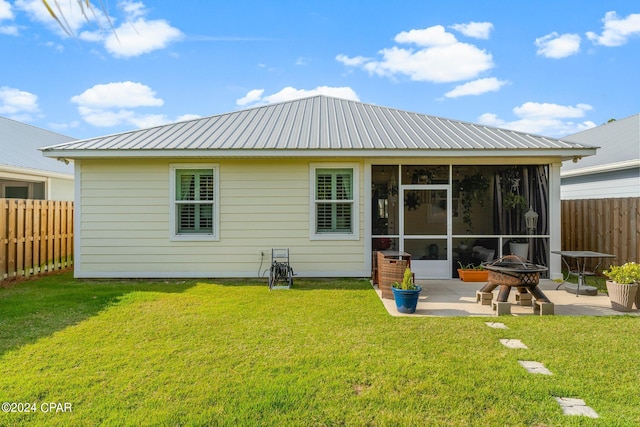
41,96,596,280
561,113,640,200
1,117,75,200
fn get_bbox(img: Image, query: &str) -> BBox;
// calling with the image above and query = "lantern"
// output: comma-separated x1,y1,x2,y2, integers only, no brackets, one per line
525,206,539,234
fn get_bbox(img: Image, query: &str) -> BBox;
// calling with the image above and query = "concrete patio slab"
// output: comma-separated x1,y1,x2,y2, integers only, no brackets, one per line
375,279,640,317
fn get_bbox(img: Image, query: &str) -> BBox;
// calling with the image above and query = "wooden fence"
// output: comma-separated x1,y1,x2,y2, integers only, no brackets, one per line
0,199,73,281
561,197,639,270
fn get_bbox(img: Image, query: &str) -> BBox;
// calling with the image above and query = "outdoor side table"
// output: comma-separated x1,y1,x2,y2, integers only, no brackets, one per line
552,250,616,297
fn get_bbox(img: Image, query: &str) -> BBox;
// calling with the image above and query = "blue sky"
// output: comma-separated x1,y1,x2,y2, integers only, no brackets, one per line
1,0,639,140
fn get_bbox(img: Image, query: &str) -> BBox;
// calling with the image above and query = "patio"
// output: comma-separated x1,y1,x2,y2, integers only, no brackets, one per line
376,279,640,317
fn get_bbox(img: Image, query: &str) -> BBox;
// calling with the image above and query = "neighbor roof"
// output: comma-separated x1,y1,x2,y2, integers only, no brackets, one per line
562,113,640,175
1,116,75,176
41,95,596,160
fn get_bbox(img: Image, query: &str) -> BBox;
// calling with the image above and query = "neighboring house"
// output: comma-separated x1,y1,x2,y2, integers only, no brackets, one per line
1,117,75,200
41,96,596,280
561,113,640,200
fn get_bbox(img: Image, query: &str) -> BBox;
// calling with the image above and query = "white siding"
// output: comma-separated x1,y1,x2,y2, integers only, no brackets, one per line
48,176,74,201
76,158,367,278
561,169,640,200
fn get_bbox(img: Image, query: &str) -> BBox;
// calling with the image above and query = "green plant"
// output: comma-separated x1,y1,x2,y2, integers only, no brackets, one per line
392,267,417,290
457,262,485,271
459,172,489,233
503,192,527,210
603,262,640,285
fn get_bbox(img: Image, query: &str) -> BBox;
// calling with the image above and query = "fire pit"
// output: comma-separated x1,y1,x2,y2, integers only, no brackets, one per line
479,255,550,303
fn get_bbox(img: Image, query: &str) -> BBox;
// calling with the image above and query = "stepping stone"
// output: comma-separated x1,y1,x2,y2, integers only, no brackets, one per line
518,360,552,375
485,322,509,329
499,339,528,349
554,397,599,418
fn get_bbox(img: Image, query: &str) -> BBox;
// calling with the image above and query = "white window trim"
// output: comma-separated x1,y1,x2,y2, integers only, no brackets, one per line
169,163,220,241
309,162,359,241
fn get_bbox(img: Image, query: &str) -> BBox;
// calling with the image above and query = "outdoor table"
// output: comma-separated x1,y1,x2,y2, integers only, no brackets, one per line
551,250,616,297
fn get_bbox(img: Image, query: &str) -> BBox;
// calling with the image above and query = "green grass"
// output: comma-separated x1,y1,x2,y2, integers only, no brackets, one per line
1,272,638,426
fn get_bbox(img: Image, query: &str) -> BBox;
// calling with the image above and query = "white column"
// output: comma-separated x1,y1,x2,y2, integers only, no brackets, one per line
549,162,562,280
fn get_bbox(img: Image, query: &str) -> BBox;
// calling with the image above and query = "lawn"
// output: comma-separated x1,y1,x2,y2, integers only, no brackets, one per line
1,272,638,426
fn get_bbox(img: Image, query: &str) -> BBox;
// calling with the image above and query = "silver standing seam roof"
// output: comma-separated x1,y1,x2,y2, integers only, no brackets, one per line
561,113,640,173
1,116,75,175
41,95,596,160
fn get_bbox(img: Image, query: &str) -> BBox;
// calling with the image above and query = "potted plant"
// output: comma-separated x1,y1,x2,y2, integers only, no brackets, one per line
457,262,489,282
391,267,422,314
603,262,640,312
509,238,530,260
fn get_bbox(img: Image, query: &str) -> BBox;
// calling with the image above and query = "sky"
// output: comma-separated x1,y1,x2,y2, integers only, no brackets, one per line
1,0,639,141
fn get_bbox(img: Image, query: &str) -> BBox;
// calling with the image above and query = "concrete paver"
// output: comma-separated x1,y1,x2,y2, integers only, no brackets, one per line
554,397,599,418
518,360,553,375
499,339,528,349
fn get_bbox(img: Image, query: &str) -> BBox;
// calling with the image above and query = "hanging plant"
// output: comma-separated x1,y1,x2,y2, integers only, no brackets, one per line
459,173,489,233
503,192,527,210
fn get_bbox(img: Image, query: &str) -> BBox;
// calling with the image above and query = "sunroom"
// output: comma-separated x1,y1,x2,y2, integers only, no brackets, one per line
370,163,552,279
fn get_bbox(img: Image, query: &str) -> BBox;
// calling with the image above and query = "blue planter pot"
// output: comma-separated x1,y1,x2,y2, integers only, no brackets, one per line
391,285,422,314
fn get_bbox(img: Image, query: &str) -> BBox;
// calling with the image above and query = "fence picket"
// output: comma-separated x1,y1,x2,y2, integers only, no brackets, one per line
1,199,74,281
561,197,640,269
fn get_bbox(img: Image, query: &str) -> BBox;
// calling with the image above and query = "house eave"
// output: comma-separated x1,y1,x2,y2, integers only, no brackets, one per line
42,147,597,161
561,159,640,177
0,164,74,180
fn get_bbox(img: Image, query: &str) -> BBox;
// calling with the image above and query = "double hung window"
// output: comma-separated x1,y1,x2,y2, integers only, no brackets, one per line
311,164,358,239
171,165,218,240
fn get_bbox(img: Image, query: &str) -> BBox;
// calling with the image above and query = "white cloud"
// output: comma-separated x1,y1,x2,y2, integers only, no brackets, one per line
176,114,202,122
296,56,310,66
335,54,370,67
236,86,359,107
0,86,39,115
478,102,596,137
337,24,493,83
0,24,17,35
100,18,183,58
16,0,182,57
15,0,97,35
394,25,458,46
513,102,593,119
586,11,640,47
535,32,581,58
450,21,493,39
70,81,193,129
0,0,13,20
444,77,508,98
71,82,163,109
236,89,265,106
0,0,17,35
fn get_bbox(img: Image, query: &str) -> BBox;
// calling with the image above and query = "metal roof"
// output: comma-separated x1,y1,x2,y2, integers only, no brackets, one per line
41,95,596,159
1,116,75,175
562,113,640,174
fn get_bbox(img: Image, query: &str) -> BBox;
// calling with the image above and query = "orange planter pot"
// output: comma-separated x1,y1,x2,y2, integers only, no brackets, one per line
457,269,489,282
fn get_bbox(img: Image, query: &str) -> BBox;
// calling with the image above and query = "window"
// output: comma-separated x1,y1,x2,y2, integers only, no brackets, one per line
170,164,219,240
311,164,358,239
0,180,45,199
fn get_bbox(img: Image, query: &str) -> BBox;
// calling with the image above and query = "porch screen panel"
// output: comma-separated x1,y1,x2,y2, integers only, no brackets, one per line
175,169,214,234
315,169,353,233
